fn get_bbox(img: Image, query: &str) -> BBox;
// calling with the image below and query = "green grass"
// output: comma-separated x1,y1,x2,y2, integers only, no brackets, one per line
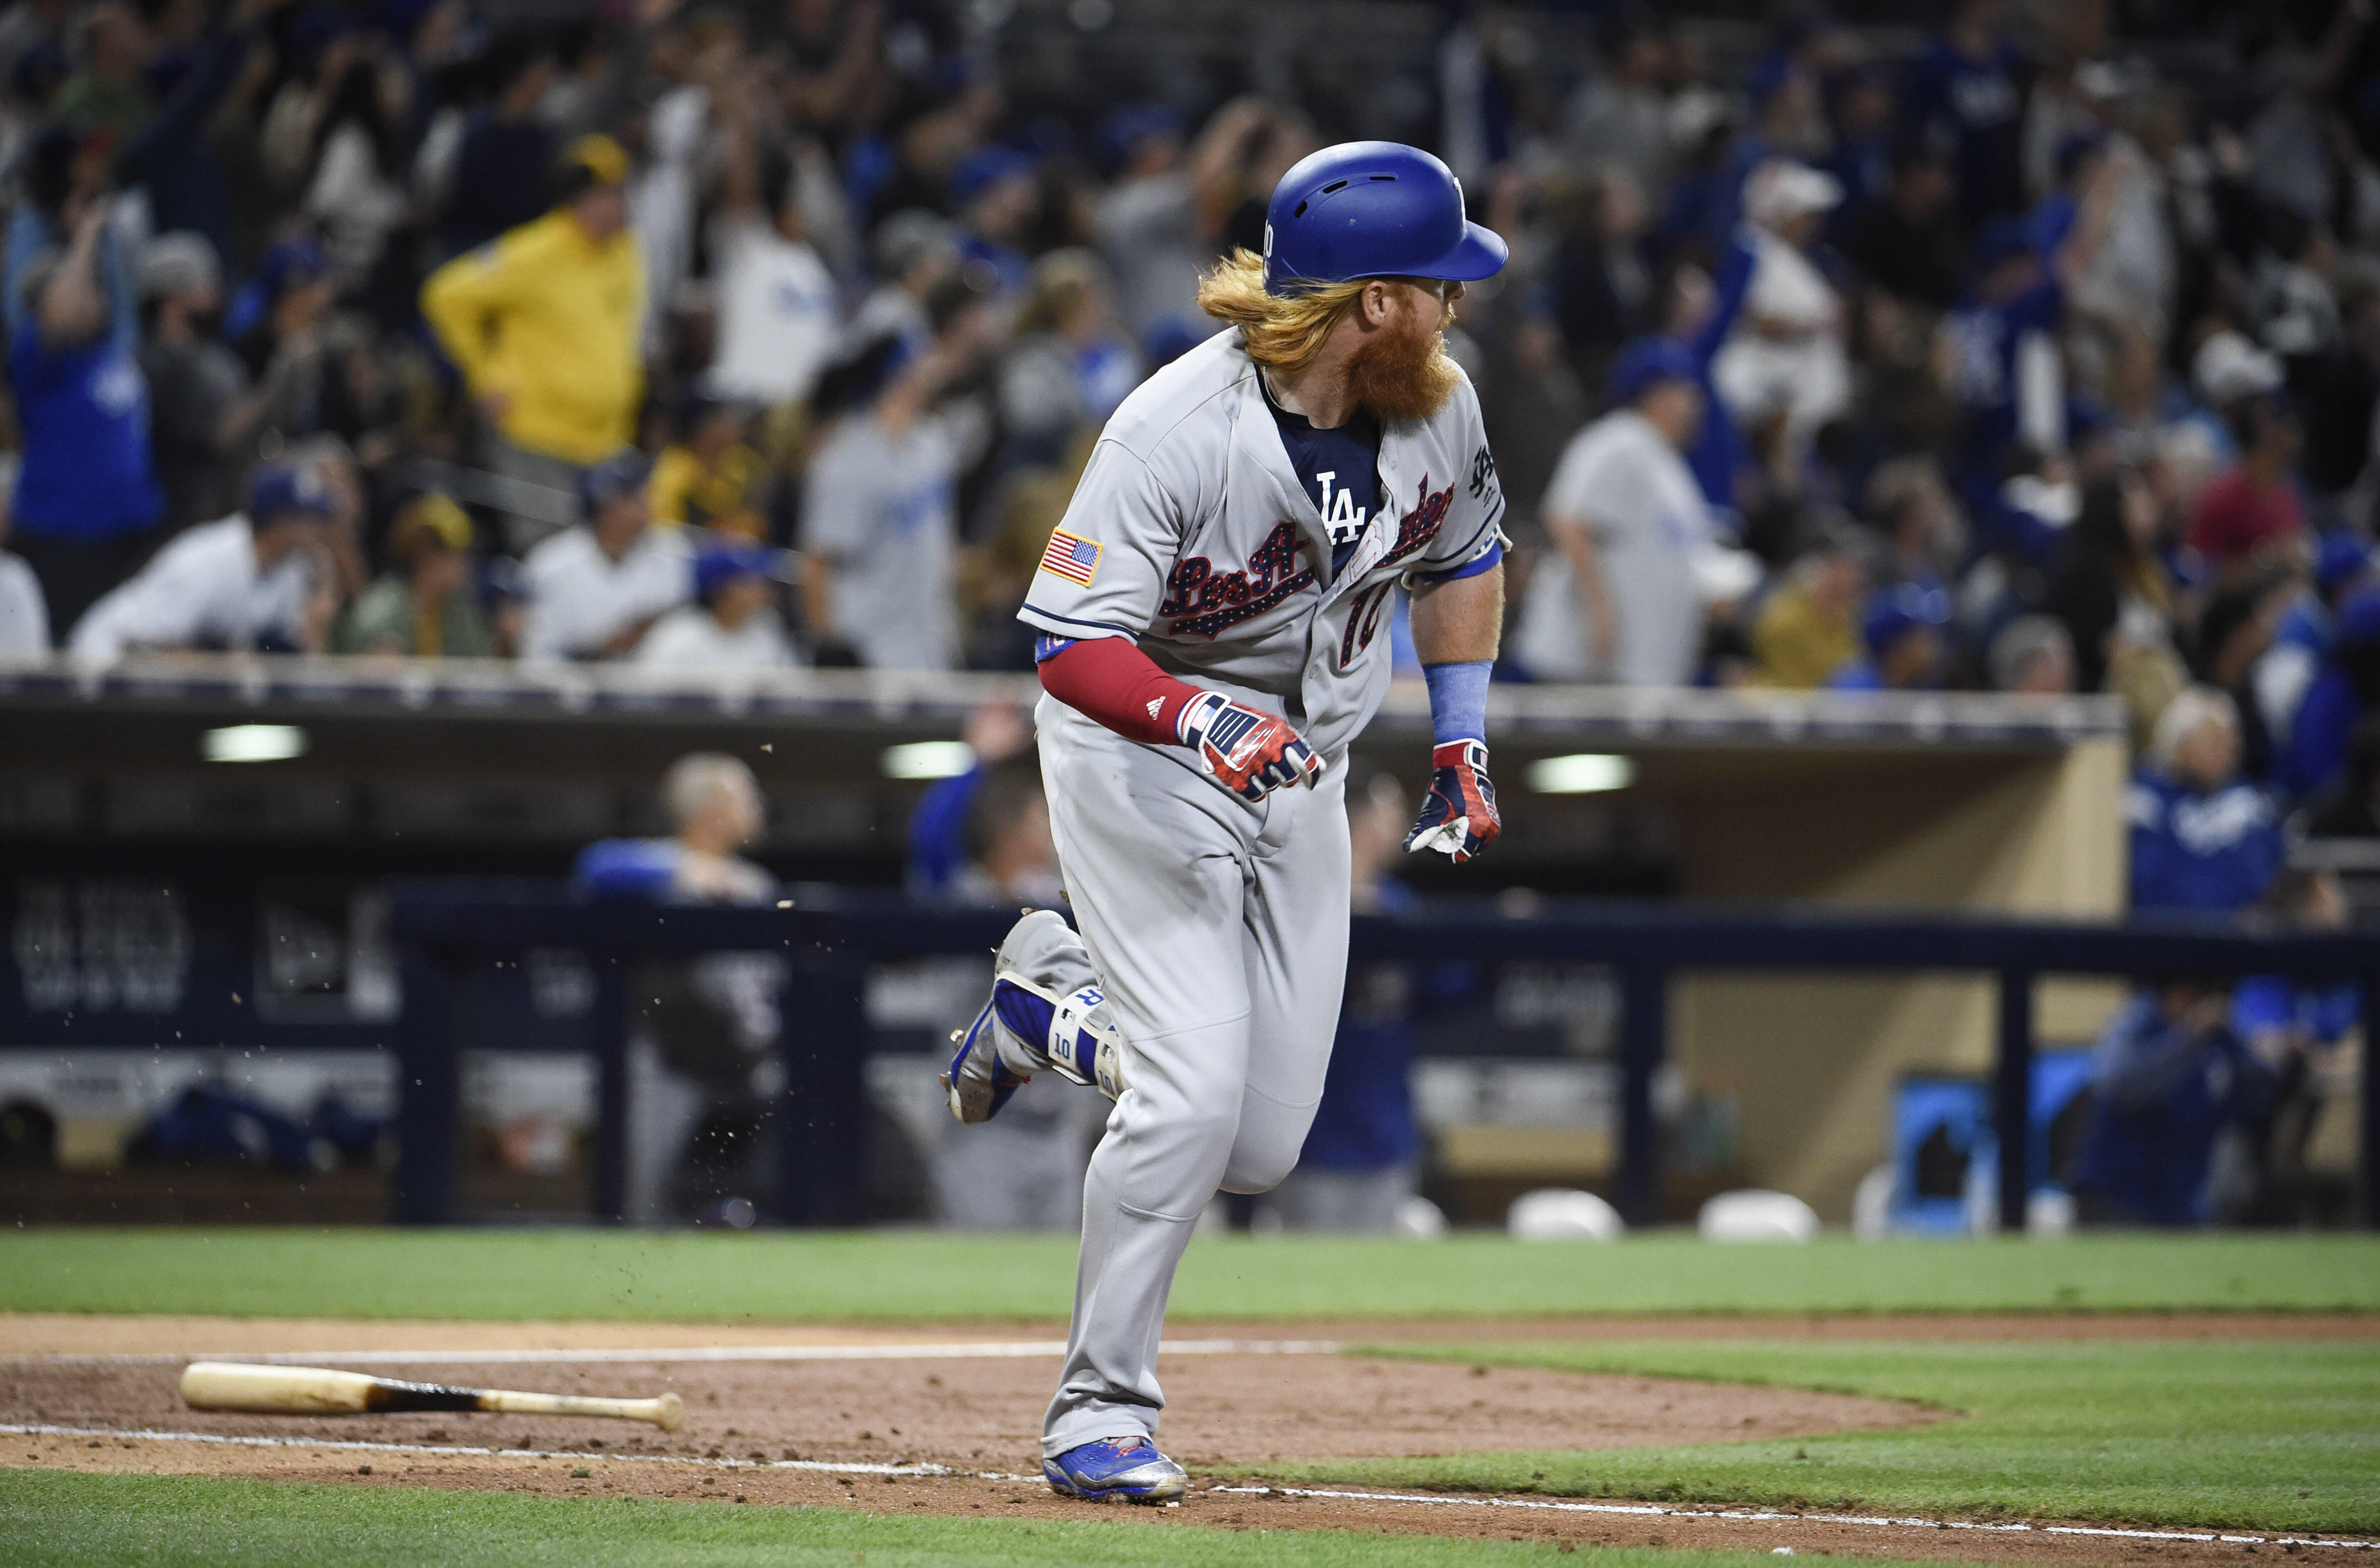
6,1229,2379,1321
0,1471,1982,1568
1299,1338,2380,1535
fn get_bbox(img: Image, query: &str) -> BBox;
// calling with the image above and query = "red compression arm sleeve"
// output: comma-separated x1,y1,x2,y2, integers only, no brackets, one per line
1038,637,1200,747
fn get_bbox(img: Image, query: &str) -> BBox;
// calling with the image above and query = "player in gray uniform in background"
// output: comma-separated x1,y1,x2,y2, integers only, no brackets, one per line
941,141,1511,1503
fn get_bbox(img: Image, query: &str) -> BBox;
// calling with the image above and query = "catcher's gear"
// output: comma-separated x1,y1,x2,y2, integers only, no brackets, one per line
1177,691,1323,803
943,908,1127,1124
1404,738,1499,864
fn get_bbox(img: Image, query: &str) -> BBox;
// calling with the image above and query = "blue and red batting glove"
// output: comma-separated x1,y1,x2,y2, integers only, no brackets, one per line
1405,739,1499,863
1178,691,1324,803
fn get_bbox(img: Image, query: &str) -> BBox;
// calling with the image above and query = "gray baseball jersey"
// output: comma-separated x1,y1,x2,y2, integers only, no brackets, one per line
1017,328,1506,760
1005,326,1504,1458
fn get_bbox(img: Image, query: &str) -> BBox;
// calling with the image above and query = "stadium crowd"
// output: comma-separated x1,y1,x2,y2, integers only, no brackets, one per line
0,0,2373,853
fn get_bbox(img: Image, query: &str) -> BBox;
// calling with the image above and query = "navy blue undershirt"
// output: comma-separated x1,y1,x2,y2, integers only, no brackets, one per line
1261,380,1382,582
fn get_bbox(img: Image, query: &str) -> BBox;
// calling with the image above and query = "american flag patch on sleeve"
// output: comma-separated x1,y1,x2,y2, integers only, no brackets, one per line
1038,528,1102,586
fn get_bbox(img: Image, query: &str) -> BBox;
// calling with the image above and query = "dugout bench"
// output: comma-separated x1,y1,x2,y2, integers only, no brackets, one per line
385,884,2380,1233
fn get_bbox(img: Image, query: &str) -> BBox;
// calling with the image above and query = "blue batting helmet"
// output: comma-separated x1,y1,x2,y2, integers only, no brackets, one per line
1262,141,1509,295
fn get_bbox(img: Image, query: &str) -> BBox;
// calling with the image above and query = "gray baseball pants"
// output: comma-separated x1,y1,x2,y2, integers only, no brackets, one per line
1033,696,1349,1457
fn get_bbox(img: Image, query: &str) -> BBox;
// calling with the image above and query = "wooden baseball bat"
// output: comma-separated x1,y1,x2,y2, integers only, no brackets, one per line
180,1362,685,1431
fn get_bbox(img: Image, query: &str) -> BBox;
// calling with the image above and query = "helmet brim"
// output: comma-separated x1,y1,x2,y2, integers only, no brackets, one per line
1402,221,1510,283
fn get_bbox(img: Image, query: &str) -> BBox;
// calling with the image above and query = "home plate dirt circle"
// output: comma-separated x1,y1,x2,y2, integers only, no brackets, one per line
8,1317,2373,1564
3,1337,1931,1469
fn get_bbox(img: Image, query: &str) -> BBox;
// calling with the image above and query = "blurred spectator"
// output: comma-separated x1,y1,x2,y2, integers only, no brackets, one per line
850,210,958,359
1899,0,2024,228
1987,615,2077,693
998,249,1137,470
1512,337,1720,684
2188,396,2309,578
136,231,323,538
1831,582,1951,690
68,463,340,660
948,145,1038,296
1864,454,1964,593
331,492,492,658
0,473,46,655
223,237,337,450
1092,98,1259,350
1752,532,1866,689
635,544,798,669
1561,19,1675,200
301,56,409,278
906,701,1062,909
1714,160,1848,461
574,752,785,1227
648,395,765,538
2193,572,2297,780
439,27,557,256
2127,687,2283,915
705,141,839,408
2073,978,2278,1227
1841,141,1965,312
422,133,643,552
8,187,159,640
115,0,268,267
2275,587,2380,801
800,303,991,671
2253,531,2375,757
519,450,688,662
2045,471,2181,696
1547,164,1657,385
137,232,241,536
2220,869,2359,1225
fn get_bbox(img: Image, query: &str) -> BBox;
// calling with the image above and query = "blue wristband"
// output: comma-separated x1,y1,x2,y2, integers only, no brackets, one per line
1421,659,1491,745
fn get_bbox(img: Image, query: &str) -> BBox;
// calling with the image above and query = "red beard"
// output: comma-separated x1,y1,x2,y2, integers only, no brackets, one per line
1344,312,1461,424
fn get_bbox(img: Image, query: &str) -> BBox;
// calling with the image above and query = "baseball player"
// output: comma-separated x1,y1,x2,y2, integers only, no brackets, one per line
941,141,1509,1503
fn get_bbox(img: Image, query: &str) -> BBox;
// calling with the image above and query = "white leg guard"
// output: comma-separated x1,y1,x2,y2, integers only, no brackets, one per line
991,910,1127,1102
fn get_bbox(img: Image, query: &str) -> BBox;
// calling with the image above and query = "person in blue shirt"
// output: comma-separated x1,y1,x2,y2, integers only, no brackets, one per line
2073,979,2279,1226
2275,587,2380,803
1829,581,1951,691
949,146,1037,297
1897,0,2026,230
1678,229,1757,521
6,183,161,641
2254,530,2374,758
1940,162,2116,525
905,700,1063,910
2126,686,2285,915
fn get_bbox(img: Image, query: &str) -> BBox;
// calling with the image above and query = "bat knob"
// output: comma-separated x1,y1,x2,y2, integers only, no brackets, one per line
654,1391,685,1432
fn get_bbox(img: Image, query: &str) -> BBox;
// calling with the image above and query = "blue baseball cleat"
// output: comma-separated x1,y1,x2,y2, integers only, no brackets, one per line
941,993,1030,1124
1042,1436,1189,1503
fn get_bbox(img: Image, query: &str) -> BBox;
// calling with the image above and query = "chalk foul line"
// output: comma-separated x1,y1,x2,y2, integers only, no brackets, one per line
7,1421,2372,1552
1209,1486,2379,1551
6,1338,1339,1368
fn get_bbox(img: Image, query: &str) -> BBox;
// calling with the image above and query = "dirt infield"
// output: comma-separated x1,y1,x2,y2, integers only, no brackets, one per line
4,1315,2371,1563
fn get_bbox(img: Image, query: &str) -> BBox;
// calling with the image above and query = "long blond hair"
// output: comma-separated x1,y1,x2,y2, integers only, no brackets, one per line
1195,249,1370,374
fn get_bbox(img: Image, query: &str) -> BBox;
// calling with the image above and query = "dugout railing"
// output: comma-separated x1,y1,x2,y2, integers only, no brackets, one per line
385,882,2380,1232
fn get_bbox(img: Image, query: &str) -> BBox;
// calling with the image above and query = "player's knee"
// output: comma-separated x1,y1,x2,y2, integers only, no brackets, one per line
1218,1139,1302,1196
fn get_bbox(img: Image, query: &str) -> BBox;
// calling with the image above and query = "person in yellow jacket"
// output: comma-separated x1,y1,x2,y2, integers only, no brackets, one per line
422,134,645,550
